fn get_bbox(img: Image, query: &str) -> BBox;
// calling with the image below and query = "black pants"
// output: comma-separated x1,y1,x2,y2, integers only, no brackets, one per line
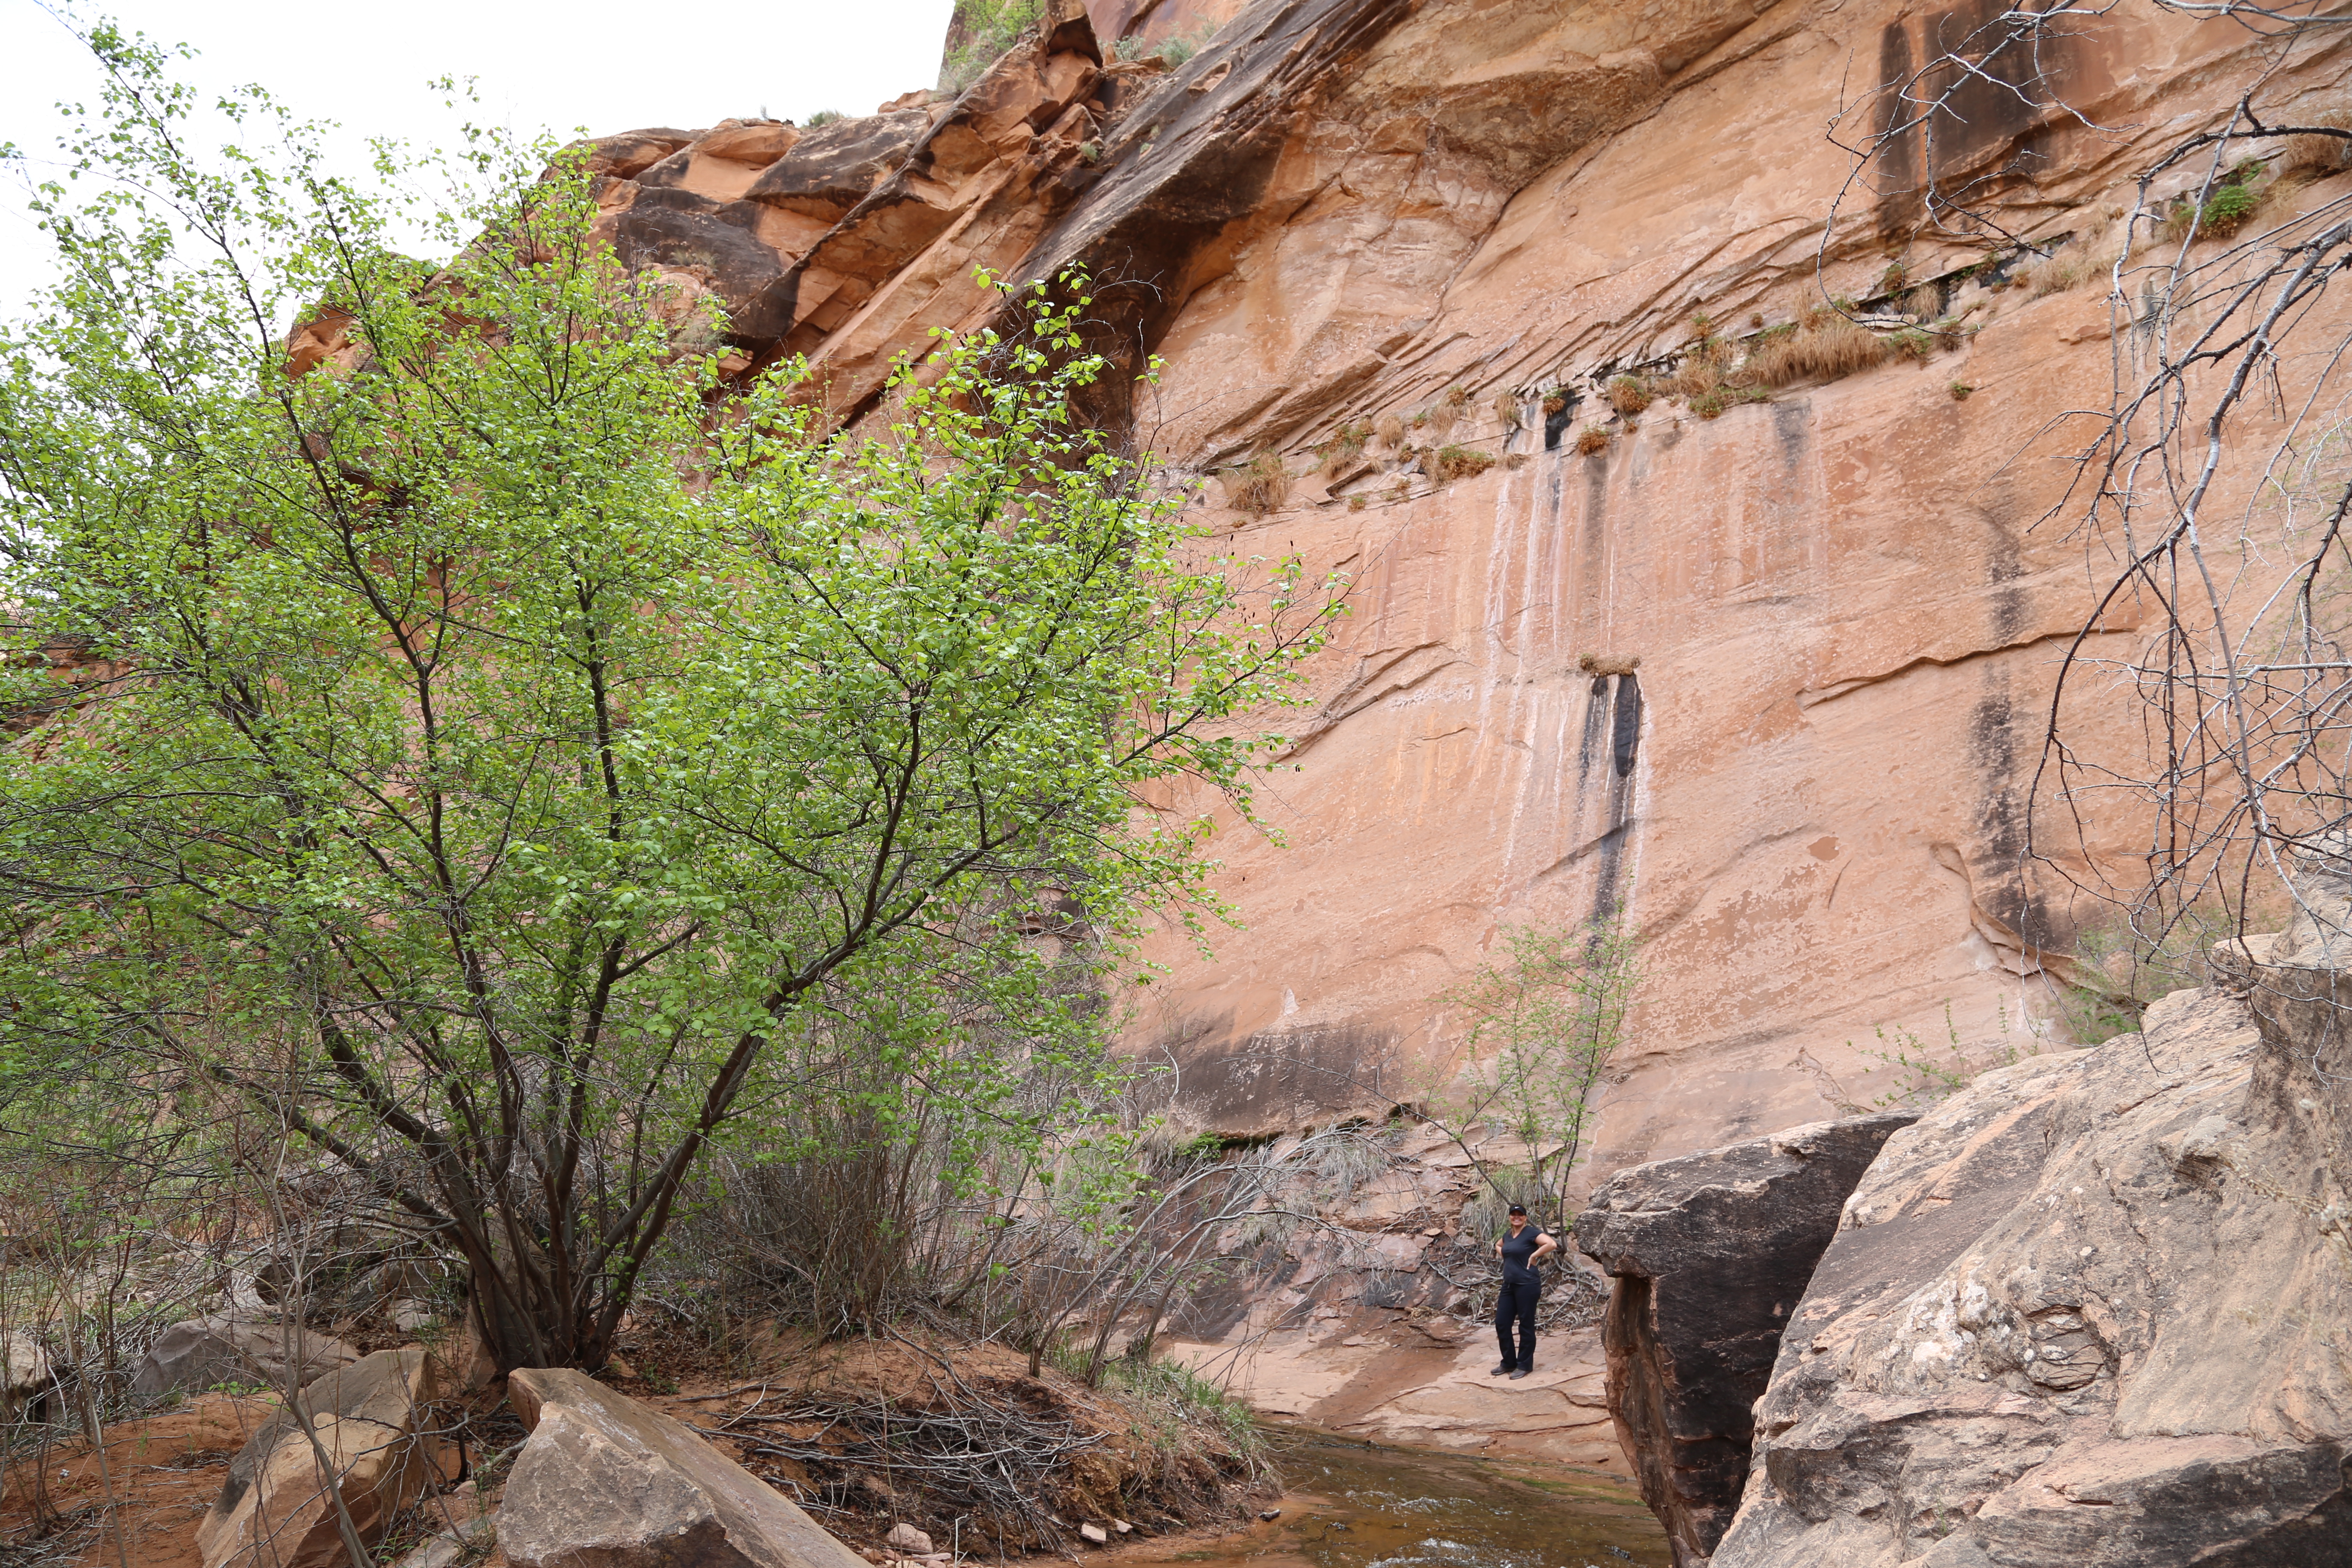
1495,1277,1540,1370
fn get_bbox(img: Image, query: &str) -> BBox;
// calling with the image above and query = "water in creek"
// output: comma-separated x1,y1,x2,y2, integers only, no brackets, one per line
1121,1424,1671,1568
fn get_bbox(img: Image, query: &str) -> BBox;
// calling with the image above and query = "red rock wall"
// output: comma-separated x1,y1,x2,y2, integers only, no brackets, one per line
547,0,2352,1182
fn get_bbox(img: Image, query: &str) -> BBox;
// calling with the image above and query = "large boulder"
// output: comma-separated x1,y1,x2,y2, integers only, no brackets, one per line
1711,976,2352,1567
1574,1112,1917,1566
500,1367,869,1568
196,1348,453,1568
134,1314,360,1401
1,1329,50,1419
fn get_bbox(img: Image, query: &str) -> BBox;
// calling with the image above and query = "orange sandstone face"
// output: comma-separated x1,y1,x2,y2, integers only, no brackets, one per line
531,0,2295,1178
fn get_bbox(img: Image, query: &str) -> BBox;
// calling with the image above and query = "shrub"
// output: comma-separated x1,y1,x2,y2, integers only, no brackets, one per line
1219,451,1290,516
1348,493,1367,511
1574,426,1611,456
1606,375,1652,416
1425,399,1461,439
1319,420,1372,477
1540,388,1568,416
1692,387,1766,419
1950,381,1976,401
1375,412,1406,446
805,109,845,127
1878,257,1911,294
1433,445,1496,481
1888,327,1936,362
1492,391,1522,428
1578,652,1641,676
1158,28,1209,67
2164,159,2269,242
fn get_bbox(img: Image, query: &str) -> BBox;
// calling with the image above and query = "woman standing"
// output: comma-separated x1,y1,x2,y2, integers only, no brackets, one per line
1492,1202,1557,1378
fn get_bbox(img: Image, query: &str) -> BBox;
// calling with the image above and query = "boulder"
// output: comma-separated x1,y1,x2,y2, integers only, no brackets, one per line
1,1329,51,1419
196,1348,453,1568
1711,978,2352,1567
500,1366,869,1568
884,1525,932,1554
134,1314,361,1401
1574,1112,1917,1566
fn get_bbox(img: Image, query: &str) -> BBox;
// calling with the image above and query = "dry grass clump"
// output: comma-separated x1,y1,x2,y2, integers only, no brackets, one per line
1432,445,1496,481
1740,307,1890,388
1319,420,1373,478
1540,387,1568,416
1219,452,1289,516
1669,339,1732,400
1424,401,1461,440
1491,391,1522,429
2017,244,2092,298
1578,652,1640,676
1374,411,1406,447
1348,493,1367,511
1605,375,1653,416
2281,107,2352,175
1574,425,1611,456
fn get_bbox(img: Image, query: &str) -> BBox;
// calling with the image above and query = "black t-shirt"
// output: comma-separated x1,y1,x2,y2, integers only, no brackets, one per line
1500,1228,1549,1285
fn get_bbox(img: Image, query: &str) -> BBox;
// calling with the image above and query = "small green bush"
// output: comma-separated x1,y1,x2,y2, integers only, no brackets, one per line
804,109,845,127
2167,159,2269,242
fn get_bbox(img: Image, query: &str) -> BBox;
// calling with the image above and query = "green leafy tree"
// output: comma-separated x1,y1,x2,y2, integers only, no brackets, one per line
1438,912,1641,1225
0,26,1338,1372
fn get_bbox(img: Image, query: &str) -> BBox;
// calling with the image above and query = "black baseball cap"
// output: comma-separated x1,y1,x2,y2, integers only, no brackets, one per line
1507,1204,1527,1215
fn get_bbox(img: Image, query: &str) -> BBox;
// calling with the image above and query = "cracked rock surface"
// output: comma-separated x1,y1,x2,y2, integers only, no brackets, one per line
1711,977,2352,1567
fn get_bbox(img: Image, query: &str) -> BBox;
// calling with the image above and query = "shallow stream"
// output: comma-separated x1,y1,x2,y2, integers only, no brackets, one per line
1121,1425,1671,1568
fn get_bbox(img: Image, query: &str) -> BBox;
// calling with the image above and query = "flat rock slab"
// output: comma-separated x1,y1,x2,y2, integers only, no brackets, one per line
197,1348,449,1568
502,1367,870,1568
134,1315,360,1402
1574,1111,1916,1564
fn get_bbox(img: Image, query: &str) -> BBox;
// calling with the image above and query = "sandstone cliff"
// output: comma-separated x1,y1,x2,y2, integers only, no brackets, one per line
555,0,2352,1176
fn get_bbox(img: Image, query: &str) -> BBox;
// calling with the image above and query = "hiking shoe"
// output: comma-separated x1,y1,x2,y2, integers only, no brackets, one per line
1491,1362,1512,1376
1510,1368,1531,1379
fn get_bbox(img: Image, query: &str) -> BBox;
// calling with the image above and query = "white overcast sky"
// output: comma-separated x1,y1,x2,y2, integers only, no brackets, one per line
0,0,957,318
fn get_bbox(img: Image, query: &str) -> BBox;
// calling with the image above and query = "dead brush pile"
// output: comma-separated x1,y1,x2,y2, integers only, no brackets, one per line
673,1335,1267,1556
